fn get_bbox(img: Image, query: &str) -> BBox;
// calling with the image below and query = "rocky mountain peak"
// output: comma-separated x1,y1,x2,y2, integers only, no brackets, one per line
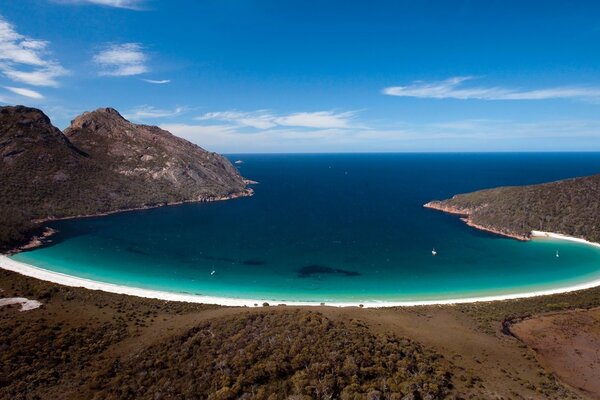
66,107,130,135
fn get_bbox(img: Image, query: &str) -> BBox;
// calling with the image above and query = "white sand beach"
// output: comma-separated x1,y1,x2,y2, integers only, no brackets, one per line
531,230,600,249
2,231,600,308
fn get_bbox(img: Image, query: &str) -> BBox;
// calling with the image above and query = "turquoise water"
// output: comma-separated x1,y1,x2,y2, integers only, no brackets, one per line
12,153,600,303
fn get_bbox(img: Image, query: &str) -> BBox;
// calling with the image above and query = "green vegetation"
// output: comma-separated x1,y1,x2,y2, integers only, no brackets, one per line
0,209,37,252
428,173,600,242
2,268,595,399
457,284,600,334
95,311,452,399
0,268,453,400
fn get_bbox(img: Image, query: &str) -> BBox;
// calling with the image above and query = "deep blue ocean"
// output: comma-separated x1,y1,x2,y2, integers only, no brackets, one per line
12,153,600,303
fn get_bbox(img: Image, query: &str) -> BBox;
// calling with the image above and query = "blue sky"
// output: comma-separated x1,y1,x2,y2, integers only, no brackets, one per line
1,0,600,152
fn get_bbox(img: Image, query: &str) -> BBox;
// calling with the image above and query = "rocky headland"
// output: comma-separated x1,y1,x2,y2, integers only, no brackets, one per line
424,173,600,243
0,105,252,252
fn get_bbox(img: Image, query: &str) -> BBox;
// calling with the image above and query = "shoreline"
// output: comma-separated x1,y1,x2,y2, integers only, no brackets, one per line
3,230,600,308
33,187,254,224
460,218,529,241
423,201,600,246
424,201,529,241
8,188,254,255
530,230,600,249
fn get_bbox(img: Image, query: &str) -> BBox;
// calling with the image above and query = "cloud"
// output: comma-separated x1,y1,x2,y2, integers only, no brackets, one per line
124,105,186,120
197,110,358,130
0,16,68,86
383,76,600,101
160,117,600,153
160,122,353,153
198,110,278,129
142,78,170,84
4,86,44,99
93,43,148,76
51,0,145,10
275,111,356,129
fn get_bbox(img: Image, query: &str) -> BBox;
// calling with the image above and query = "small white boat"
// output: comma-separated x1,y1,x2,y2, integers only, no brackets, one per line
431,248,437,256
235,160,244,164
211,269,216,275
556,251,560,258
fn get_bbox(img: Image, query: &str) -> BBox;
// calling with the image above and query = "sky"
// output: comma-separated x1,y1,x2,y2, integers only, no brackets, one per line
1,0,600,153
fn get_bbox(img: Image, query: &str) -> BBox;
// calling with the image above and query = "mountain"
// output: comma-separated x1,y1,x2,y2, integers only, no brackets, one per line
64,108,247,203
425,174,600,243
0,105,251,250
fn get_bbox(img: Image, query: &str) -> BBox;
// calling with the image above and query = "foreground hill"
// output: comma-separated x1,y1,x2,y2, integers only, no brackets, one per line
3,267,589,399
0,105,250,250
425,174,600,243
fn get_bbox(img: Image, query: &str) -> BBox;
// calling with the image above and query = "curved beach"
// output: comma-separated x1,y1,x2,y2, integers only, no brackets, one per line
3,231,600,308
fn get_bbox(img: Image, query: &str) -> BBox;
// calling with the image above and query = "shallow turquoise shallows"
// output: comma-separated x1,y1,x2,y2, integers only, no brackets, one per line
12,153,600,303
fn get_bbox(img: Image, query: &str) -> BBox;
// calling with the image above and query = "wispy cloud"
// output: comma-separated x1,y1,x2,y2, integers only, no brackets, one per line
197,110,359,129
4,86,44,99
276,111,357,129
124,105,186,120
52,0,145,10
142,78,170,84
93,43,148,76
162,117,600,153
383,76,600,101
0,16,68,87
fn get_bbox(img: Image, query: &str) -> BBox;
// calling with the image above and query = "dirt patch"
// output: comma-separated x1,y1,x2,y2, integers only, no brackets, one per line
511,308,600,399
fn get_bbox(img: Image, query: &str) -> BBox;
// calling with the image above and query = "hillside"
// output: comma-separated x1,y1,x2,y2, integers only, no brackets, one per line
2,267,588,399
0,106,251,251
425,174,600,243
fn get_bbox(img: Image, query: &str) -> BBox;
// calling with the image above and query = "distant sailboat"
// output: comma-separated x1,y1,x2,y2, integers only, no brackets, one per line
431,248,437,256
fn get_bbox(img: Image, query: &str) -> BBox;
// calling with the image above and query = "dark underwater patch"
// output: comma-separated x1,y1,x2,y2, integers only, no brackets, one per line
125,246,150,256
297,264,360,278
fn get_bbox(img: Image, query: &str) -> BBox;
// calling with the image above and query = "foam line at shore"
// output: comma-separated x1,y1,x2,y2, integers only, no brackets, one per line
3,231,600,307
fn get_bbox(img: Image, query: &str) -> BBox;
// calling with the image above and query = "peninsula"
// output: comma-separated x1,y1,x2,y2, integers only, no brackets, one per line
424,173,600,243
0,106,252,252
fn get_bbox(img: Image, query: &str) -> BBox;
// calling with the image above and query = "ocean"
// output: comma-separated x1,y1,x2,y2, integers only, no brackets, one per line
11,153,600,304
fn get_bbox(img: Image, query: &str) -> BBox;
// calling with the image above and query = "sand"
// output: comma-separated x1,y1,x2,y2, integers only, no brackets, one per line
531,230,600,249
1,263,595,398
3,229,600,307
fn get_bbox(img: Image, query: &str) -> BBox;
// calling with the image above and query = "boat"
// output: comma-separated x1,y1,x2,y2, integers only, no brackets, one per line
234,160,244,164
556,250,560,258
211,269,216,275
431,248,437,256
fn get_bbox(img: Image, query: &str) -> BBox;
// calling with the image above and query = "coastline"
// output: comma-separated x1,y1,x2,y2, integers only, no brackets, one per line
3,229,600,308
531,230,600,249
424,201,600,246
459,218,529,241
425,201,533,241
8,188,254,255
33,187,254,224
